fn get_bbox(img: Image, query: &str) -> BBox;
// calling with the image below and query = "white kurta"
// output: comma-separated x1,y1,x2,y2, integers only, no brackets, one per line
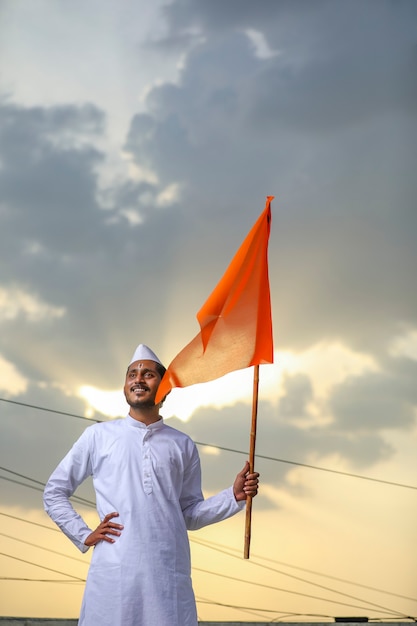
43,416,244,626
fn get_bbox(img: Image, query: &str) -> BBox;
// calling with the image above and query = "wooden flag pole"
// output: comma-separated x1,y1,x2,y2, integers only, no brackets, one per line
244,364,260,559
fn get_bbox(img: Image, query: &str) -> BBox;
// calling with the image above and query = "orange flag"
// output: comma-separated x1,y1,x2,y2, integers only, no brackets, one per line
156,196,274,403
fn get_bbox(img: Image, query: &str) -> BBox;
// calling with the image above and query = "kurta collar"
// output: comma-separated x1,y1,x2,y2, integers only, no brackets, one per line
125,414,164,430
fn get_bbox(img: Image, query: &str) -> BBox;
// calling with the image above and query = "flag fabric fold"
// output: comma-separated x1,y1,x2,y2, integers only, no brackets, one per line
156,196,274,403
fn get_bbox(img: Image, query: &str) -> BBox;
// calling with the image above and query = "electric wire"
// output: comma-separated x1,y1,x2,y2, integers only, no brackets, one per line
196,592,270,620
5,530,392,618
191,536,417,604
3,548,382,617
0,510,60,531
0,465,96,506
1,397,416,490
193,441,417,491
2,468,416,607
0,474,95,508
0,578,82,583
0,551,85,581
191,543,410,618
0,467,412,616
193,565,407,617
0,532,89,565
1,398,416,617
1,509,414,619
195,597,339,617
0,397,102,422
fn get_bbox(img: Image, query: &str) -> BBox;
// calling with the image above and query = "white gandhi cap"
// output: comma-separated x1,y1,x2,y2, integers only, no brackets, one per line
128,343,164,367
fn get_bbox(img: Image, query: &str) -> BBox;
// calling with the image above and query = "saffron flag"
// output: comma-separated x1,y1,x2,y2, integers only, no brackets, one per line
156,196,274,403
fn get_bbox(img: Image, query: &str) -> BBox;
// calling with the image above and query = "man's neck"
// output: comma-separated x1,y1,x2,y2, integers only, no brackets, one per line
129,406,162,426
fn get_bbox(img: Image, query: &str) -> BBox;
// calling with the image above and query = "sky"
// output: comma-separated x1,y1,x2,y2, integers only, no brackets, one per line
0,0,416,621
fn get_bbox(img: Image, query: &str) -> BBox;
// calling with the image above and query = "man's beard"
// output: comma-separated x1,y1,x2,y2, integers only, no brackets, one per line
127,397,156,409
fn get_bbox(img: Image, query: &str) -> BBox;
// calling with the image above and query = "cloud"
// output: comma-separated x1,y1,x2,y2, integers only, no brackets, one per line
0,355,28,396
0,101,105,254
278,372,313,419
388,327,417,361
126,33,417,355
0,98,184,389
0,5,416,619
0,0,416,518
166,384,397,503
162,0,292,33
0,383,96,509
0,285,65,322
329,355,417,431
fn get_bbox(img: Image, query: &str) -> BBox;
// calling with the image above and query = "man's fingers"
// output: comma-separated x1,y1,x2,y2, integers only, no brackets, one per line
102,512,123,531
103,511,120,522
100,534,116,543
102,526,122,535
103,522,124,531
85,513,124,547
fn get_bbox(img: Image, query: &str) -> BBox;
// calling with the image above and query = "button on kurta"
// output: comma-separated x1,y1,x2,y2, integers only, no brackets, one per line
142,431,152,494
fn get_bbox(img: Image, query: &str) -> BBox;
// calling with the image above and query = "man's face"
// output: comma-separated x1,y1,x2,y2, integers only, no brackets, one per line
124,360,162,409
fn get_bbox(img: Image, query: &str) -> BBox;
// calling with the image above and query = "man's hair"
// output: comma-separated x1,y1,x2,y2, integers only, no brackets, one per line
155,362,167,380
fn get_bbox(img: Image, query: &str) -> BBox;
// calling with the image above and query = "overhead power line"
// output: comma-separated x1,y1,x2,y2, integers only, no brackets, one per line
0,397,102,422
0,551,85,582
191,539,410,618
0,510,60,532
1,397,416,491
191,536,417,604
193,441,417,491
0,578,82,583
2,508,415,619
0,532,89,565
2,509,413,604
0,467,95,508
195,598,415,622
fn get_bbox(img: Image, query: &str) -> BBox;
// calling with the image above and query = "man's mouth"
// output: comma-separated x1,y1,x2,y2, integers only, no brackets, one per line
131,385,149,393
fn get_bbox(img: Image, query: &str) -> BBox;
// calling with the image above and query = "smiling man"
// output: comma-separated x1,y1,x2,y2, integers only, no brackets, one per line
44,343,259,626
124,354,166,414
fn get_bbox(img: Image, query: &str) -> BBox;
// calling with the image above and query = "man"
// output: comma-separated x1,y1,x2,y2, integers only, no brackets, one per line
44,344,259,626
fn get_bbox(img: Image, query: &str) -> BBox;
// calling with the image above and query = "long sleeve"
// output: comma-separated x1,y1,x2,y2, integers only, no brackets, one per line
43,429,94,553
180,444,245,531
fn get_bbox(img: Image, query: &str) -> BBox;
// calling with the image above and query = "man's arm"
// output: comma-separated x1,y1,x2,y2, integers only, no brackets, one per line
180,445,259,531
43,431,94,552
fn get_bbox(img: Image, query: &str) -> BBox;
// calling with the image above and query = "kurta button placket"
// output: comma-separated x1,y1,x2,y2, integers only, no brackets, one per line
142,430,153,494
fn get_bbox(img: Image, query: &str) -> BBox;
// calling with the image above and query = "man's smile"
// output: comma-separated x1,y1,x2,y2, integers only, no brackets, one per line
131,384,149,393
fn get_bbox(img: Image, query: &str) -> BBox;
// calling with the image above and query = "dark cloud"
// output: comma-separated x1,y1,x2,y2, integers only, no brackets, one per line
124,20,417,352
249,3,417,132
328,356,417,431
0,101,105,253
0,99,186,388
278,373,313,418
0,0,416,520
162,0,320,34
